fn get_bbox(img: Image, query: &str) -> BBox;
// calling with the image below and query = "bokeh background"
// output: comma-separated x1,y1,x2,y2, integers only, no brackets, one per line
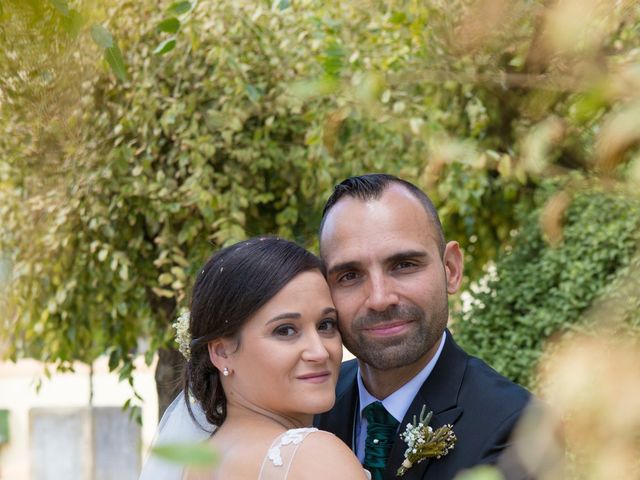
1,1,639,479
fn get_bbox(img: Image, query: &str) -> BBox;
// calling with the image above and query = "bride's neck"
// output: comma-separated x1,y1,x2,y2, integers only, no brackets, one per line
225,401,312,430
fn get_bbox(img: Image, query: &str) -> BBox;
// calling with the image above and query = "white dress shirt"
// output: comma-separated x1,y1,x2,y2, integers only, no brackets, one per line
354,331,447,462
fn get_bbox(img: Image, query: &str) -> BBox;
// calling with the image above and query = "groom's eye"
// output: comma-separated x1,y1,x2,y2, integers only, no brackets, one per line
337,271,359,284
394,261,416,270
273,325,297,337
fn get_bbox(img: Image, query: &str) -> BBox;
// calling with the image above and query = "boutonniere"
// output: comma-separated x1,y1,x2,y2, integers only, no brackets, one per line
396,405,457,477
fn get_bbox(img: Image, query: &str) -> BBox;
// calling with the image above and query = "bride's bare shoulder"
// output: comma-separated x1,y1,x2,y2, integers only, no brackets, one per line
287,430,368,479
183,433,271,480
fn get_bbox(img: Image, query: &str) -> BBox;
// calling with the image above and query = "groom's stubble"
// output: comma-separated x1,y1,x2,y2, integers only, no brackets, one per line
340,297,448,371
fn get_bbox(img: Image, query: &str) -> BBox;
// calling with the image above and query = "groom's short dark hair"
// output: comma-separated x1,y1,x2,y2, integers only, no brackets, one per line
319,173,446,255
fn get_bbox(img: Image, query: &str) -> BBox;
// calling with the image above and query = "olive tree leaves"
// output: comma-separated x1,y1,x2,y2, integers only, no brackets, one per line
154,1,197,55
47,0,127,81
90,24,126,81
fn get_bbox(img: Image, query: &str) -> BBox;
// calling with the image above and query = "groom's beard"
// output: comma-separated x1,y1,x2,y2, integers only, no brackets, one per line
340,302,447,370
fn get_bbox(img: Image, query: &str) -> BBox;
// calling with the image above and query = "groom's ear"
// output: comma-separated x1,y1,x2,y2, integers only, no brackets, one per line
443,241,464,294
207,339,231,370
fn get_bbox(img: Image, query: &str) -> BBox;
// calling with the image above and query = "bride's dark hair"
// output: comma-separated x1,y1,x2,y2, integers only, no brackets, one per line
184,236,323,429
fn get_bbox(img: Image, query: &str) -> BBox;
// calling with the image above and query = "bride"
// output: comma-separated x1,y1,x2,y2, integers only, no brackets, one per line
141,237,368,479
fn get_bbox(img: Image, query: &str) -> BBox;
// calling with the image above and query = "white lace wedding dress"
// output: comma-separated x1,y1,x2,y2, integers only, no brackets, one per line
258,428,318,480
139,395,370,480
258,428,371,480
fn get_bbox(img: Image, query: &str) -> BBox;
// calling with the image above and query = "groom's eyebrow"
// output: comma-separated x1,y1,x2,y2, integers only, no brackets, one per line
385,250,428,265
327,250,429,277
327,261,361,277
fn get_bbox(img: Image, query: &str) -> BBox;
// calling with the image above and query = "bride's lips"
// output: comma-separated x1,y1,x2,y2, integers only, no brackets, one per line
297,371,331,384
363,320,413,336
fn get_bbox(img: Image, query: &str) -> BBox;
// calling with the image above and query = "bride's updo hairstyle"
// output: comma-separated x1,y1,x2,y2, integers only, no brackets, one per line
184,236,323,429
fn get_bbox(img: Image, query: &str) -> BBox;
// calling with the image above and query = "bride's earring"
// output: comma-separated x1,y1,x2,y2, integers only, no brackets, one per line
223,367,230,377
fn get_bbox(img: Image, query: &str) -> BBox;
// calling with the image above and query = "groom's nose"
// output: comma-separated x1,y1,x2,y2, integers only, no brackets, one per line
364,271,399,312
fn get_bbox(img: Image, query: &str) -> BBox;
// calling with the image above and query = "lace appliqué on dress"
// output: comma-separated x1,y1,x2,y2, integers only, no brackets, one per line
267,445,284,467
266,428,318,467
259,428,318,479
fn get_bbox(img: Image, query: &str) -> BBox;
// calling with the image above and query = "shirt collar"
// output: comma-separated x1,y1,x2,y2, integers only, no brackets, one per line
357,331,446,423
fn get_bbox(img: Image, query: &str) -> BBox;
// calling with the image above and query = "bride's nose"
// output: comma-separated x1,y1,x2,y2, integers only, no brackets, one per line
301,331,330,362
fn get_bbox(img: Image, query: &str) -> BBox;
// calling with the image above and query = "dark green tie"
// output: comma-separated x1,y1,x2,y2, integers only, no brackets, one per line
363,401,399,480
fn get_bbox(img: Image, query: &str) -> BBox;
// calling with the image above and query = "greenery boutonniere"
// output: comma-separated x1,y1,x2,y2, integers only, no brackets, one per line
396,405,457,477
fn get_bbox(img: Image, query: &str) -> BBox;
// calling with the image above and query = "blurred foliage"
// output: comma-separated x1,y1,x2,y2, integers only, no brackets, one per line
1,0,640,404
454,466,504,480
153,1,198,56
505,333,640,480
455,181,640,389
0,0,432,394
152,441,218,468
0,1,125,86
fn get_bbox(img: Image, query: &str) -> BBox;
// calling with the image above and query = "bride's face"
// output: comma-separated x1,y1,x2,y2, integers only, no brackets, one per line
225,270,343,419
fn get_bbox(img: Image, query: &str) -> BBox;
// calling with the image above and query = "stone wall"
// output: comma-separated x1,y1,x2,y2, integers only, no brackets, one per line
29,407,140,480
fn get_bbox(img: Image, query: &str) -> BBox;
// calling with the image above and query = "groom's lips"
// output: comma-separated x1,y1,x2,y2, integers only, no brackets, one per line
297,371,331,384
363,320,413,336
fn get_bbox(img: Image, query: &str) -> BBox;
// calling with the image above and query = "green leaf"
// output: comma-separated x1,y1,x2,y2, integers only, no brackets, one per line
245,84,261,103
50,0,70,16
152,287,175,298
389,11,408,24
167,1,192,15
288,77,339,99
572,87,608,123
153,443,218,467
108,350,120,371
90,24,114,49
62,9,85,37
154,38,177,55
105,45,127,81
274,0,291,10
157,17,181,34
322,41,345,77
454,465,504,480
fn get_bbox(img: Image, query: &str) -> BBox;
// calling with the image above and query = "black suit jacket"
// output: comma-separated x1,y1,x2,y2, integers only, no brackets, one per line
315,330,531,480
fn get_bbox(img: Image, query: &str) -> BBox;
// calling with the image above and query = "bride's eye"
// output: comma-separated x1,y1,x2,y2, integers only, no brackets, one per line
318,318,337,333
273,325,297,337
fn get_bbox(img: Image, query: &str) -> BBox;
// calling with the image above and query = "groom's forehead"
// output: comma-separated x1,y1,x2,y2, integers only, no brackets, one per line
319,187,434,261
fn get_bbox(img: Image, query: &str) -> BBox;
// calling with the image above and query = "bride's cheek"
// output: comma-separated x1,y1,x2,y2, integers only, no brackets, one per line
330,338,343,365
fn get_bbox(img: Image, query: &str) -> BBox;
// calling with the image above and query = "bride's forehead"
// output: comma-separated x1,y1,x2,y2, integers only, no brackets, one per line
242,276,333,325
266,271,329,303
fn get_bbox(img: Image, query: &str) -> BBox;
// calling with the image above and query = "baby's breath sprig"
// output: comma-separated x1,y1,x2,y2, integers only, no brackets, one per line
173,310,192,360
396,405,457,477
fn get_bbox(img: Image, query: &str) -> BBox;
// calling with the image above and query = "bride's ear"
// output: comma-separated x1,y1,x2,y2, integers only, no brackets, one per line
207,339,231,371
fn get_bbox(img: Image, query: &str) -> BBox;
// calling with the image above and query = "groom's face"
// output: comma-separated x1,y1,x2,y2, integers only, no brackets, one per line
320,184,462,371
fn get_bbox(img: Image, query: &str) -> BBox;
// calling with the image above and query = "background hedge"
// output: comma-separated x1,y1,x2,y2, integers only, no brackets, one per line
455,182,640,388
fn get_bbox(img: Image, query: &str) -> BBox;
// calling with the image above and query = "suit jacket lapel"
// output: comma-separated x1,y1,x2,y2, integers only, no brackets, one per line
384,330,468,480
331,378,358,447
317,359,359,447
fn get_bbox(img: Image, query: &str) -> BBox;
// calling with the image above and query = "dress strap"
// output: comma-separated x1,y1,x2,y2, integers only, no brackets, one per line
258,428,319,480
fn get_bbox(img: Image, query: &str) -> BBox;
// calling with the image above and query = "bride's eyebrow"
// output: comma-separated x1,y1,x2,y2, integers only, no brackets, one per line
265,307,336,325
266,312,301,325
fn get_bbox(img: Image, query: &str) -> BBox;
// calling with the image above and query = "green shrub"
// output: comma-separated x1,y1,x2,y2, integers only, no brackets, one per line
454,184,640,389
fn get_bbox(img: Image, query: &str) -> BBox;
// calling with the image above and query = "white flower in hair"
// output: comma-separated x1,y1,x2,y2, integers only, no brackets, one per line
173,310,192,360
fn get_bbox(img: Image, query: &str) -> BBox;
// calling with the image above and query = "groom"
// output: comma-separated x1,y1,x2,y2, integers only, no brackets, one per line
315,174,531,480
